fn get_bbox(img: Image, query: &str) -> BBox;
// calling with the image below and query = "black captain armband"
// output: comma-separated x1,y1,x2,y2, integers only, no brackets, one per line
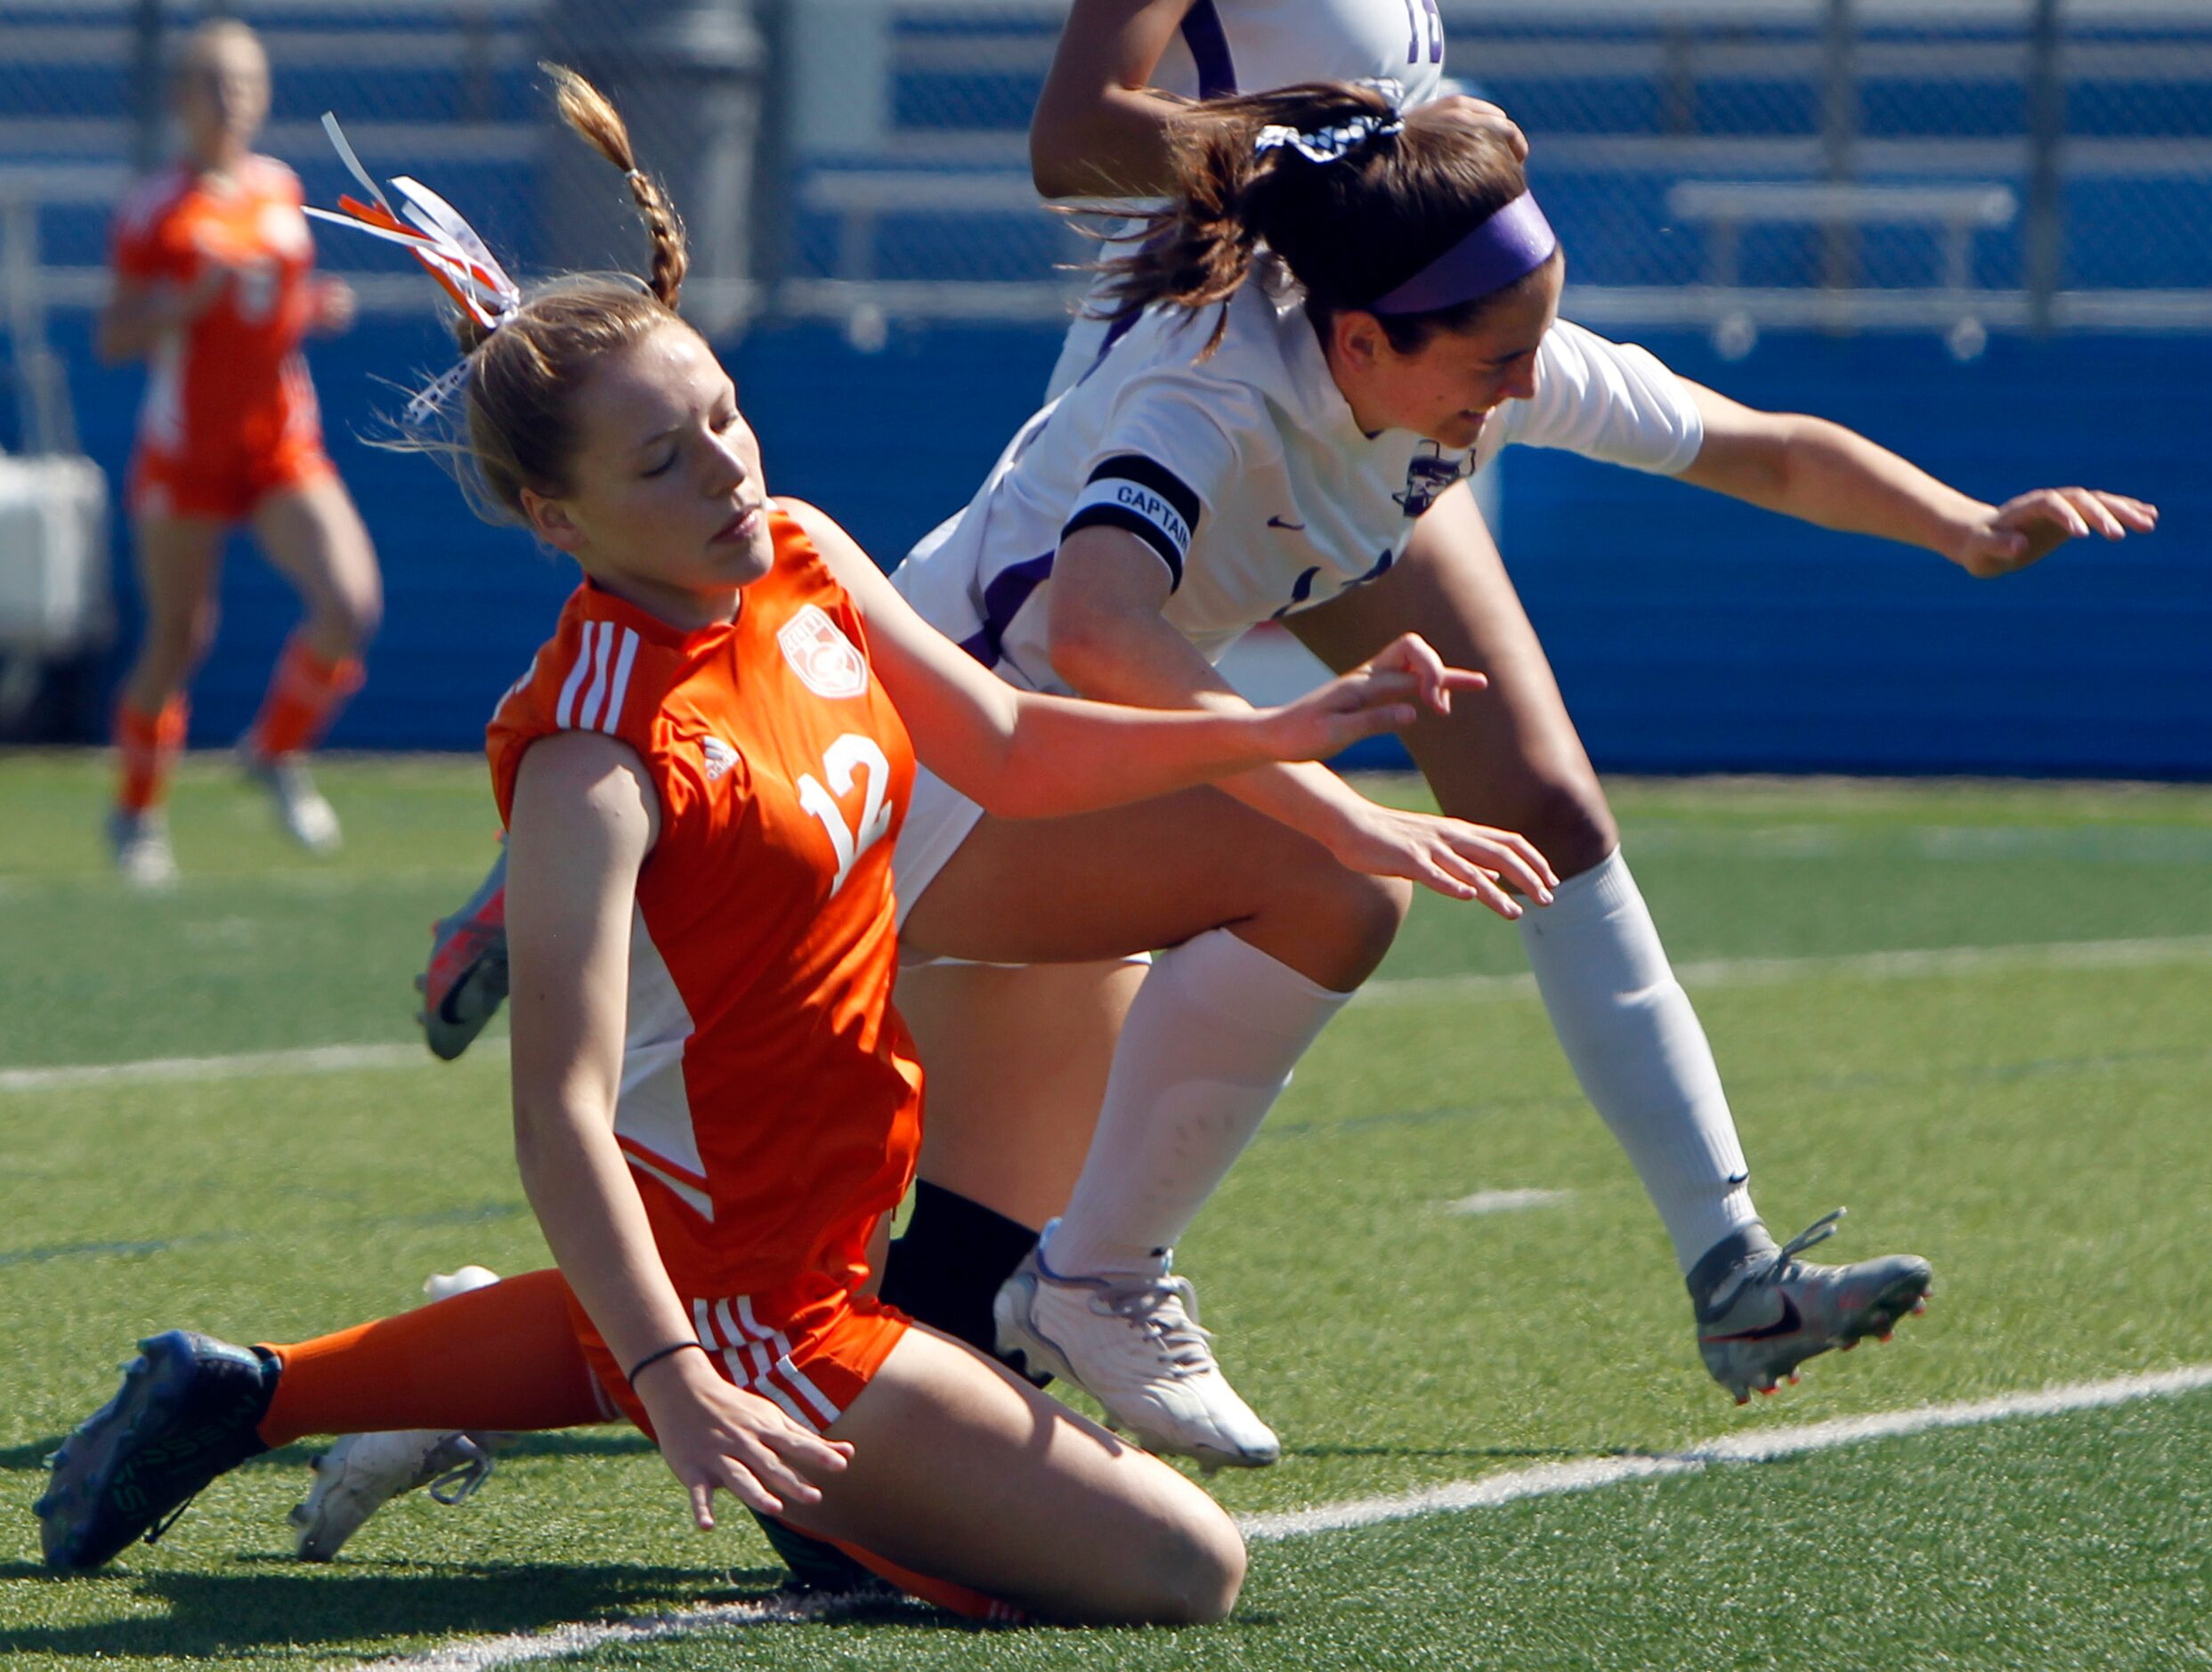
1060,454,1202,589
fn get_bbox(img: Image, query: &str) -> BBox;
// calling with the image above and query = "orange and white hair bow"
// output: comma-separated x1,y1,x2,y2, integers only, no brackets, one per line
304,112,522,331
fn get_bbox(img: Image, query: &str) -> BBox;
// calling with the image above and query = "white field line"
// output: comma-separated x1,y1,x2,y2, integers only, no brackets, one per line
8,934,2209,1099
0,1042,431,1094
0,1037,505,1095
350,1364,2212,1671
344,1592,859,1672
1446,1188,1572,1215
1240,1362,2212,1540
1356,932,2212,1008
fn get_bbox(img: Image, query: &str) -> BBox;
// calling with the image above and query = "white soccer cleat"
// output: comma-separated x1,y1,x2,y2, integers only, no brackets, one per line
289,1429,497,1562
993,1225,1281,1472
107,808,179,889
288,1267,509,1561
239,749,341,855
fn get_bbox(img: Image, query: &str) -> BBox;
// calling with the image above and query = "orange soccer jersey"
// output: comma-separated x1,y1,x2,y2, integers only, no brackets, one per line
110,156,331,517
487,504,923,1428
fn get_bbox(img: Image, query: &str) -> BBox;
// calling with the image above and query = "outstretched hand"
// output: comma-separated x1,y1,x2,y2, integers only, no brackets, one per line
634,1347,854,1531
1952,487,2158,578
1264,630,1487,761
1324,799,1557,920
1259,634,1559,918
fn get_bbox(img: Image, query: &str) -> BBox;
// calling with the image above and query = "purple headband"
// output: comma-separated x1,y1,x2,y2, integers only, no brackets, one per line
1368,192,1559,316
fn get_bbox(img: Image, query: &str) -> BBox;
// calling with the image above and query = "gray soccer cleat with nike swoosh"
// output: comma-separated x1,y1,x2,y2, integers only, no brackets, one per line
1693,1210,1932,1404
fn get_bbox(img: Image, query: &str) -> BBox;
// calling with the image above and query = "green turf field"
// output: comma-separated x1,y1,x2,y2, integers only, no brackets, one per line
4,753,2209,1669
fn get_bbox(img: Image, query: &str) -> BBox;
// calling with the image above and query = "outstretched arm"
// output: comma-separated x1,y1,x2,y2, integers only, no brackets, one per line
506,731,851,1530
794,501,1506,832
1675,383,2158,578
1033,526,1550,915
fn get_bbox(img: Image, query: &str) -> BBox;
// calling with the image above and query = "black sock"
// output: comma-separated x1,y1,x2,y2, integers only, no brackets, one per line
879,1181,1041,1368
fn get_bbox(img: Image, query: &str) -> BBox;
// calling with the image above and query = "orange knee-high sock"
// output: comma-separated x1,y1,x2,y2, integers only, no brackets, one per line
247,631,364,760
256,1269,608,1447
115,695,188,814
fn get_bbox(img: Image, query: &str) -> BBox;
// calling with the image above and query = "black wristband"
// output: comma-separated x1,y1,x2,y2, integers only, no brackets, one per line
625,1340,705,1386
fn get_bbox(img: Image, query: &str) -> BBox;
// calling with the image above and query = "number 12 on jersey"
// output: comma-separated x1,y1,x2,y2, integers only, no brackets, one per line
797,734,895,897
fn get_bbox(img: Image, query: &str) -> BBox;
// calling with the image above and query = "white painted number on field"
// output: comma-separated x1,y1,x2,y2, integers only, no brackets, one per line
797,734,894,897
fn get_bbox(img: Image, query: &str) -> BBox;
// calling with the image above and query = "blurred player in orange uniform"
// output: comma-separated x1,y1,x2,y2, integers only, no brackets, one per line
100,19,379,883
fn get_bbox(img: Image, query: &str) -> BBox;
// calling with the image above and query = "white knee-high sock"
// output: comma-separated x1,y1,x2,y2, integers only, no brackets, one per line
1516,848,1762,1273
1046,928,1351,1278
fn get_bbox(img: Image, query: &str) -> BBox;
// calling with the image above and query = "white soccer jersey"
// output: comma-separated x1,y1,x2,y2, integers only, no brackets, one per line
1151,0,1448,104
894,271,1706,704
1049,0,1452,398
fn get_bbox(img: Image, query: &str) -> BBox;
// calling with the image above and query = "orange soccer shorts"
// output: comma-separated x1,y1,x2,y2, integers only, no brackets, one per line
569,1280,911,1439
128,431,335,523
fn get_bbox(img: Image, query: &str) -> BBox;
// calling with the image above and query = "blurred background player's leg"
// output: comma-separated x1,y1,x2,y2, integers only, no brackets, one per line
240,471,379,854
109,508,225,887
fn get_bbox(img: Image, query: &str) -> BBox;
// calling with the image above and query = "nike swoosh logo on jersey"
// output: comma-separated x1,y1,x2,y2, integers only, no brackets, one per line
1700,1292,1804,1343
1267,515,1306,531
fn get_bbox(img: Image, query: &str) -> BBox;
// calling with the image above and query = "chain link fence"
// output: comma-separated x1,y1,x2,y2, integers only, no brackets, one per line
0,0,2205,353
775,0,2212,349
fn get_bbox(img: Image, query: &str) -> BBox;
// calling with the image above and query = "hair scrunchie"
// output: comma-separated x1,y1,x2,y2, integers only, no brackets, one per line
1252,79,1407,165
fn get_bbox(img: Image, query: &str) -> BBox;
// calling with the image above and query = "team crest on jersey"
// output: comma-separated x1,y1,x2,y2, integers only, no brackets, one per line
700,735,739,781
1394,443,1473,517
778,605,869,700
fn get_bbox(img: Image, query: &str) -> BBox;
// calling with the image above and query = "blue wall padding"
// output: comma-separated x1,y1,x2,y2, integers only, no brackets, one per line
54,314,2209,777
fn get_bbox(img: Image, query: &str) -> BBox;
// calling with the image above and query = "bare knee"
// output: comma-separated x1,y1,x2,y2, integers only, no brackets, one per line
1325,868,1412,986
343,578,383,646
1439,762,1616,882
1134,1506,1246,1626
314,573,382,653
1253,855,1408,992
1512,774,1617,881
137,601,218,688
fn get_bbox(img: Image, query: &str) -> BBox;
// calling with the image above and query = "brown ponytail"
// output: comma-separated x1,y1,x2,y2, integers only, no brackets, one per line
1101,81,1542,355
413,65,696,521
541,61,688,313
